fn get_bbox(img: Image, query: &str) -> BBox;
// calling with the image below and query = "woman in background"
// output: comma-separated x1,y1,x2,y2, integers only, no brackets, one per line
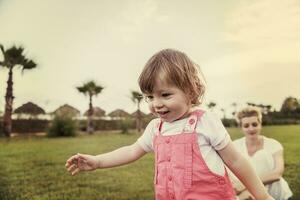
231,106,293,200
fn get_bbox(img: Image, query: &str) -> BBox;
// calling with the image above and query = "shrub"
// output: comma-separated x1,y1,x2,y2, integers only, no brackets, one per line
0,121,3,137
120,118,134,134
12,119,49,133
47,117,77,137
221,118,237,127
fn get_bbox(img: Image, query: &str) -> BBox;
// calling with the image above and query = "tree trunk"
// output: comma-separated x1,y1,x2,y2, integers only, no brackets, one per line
136,102,142,133
87,94,94,134
3,68,14,137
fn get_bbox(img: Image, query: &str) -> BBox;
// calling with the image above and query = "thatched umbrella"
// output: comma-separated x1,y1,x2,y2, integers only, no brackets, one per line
108,109,131,119
14,102,46,119
53,104,80,118
84,107,105,118
131,110,147,118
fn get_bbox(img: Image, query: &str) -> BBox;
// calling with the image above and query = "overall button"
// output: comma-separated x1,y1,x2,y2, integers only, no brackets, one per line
189,118,195,125
168,176,172,181
219,179,225,185
167,156,171,162
170,193,175,199
165,138,170,143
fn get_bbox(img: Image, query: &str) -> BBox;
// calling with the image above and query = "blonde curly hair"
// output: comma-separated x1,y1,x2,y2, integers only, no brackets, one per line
138,49,206,105
236,106,262,125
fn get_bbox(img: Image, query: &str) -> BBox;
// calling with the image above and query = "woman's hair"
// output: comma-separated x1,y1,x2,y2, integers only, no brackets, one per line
138,49,206,105
236,106,262,125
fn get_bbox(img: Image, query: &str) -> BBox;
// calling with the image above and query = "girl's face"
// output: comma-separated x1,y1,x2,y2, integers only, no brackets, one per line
144,79,192,122
240,116,262,139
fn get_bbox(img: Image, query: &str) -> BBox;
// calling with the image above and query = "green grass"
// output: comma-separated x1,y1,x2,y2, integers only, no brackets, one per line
0,125,299,200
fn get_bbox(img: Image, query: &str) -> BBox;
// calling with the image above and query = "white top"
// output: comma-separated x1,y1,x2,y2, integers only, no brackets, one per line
232,136,293,200
137,109,231,176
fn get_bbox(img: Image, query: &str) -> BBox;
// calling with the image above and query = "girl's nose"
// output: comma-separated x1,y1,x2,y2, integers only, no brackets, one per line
153,99,163,108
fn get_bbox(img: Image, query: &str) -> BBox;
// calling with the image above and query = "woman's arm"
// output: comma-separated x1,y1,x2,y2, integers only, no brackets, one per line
259,150,284,185
218,141,273,200
229,149,284,196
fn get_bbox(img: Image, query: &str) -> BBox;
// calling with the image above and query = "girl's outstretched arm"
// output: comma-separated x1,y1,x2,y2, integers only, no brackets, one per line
218,141,274,200
95,142,147,168
66,142,147,176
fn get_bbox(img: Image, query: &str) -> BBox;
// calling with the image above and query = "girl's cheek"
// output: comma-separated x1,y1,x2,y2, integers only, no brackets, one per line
148,104,154,112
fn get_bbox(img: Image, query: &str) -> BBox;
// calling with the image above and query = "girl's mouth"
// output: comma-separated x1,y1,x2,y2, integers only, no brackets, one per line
157,111,170,117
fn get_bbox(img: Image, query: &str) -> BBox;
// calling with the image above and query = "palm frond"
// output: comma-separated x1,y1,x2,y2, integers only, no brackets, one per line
22,60,37,70
76,86,88,95
0,44,4,55
131,90,143,103
6,46,25,65
0,44,6,67
77,81,104,96
0,44,36,69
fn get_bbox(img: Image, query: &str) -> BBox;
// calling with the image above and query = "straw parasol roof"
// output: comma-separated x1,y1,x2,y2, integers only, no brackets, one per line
131,110,147,118
108,109,131,119
53,104,80,118
84,107,106,118
14,102,45,115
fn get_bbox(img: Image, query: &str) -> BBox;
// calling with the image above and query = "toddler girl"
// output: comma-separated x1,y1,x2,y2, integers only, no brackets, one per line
66,49,274,200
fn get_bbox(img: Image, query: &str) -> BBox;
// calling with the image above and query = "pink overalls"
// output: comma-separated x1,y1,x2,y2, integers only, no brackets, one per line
153,110,236,200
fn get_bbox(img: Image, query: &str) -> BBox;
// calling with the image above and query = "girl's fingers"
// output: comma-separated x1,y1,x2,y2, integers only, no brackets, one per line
78,157,88,164
65,153,89,174
66,155,78,165
71,167,81,176
66,153,83,166
67,164,77,173
65,159,75,168
77,153,88,162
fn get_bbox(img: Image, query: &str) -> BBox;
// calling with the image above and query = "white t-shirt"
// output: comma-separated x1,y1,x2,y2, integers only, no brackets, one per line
232,136,293,200
137,109,231,176
233,136,283,156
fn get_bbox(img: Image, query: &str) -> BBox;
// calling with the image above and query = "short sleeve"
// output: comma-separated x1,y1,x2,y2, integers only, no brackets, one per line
199,111,232,150
264,137,283,154
137,118,158,152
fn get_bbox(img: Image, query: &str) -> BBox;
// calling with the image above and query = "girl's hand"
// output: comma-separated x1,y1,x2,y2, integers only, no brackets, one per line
65,153,99,176
264,196,275,200
233,181,245,194
238,190,255,200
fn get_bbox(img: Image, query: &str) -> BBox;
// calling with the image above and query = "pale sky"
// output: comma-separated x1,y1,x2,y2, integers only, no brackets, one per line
0,0,299,117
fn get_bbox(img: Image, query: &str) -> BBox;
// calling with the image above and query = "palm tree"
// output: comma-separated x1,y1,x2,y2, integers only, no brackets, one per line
0,44,36,137
131,90,143,133
280,97,299,113
231,102,237,118
207,101,216,112
77,81,103,134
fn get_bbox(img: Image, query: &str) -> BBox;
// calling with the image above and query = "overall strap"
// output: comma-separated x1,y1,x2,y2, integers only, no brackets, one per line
154,119,163,136
183,109,204,133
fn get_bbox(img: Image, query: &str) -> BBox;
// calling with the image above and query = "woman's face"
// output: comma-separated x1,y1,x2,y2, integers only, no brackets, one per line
240,116,262,138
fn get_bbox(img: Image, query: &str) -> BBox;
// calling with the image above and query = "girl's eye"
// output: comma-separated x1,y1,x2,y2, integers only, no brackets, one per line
162,93,171,97
145,95,153,102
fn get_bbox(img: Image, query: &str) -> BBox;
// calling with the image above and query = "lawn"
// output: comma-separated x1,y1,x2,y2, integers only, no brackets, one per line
0,125,299,200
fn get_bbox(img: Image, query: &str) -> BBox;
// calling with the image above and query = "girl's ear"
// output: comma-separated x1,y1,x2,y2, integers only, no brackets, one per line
187,91,194,105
